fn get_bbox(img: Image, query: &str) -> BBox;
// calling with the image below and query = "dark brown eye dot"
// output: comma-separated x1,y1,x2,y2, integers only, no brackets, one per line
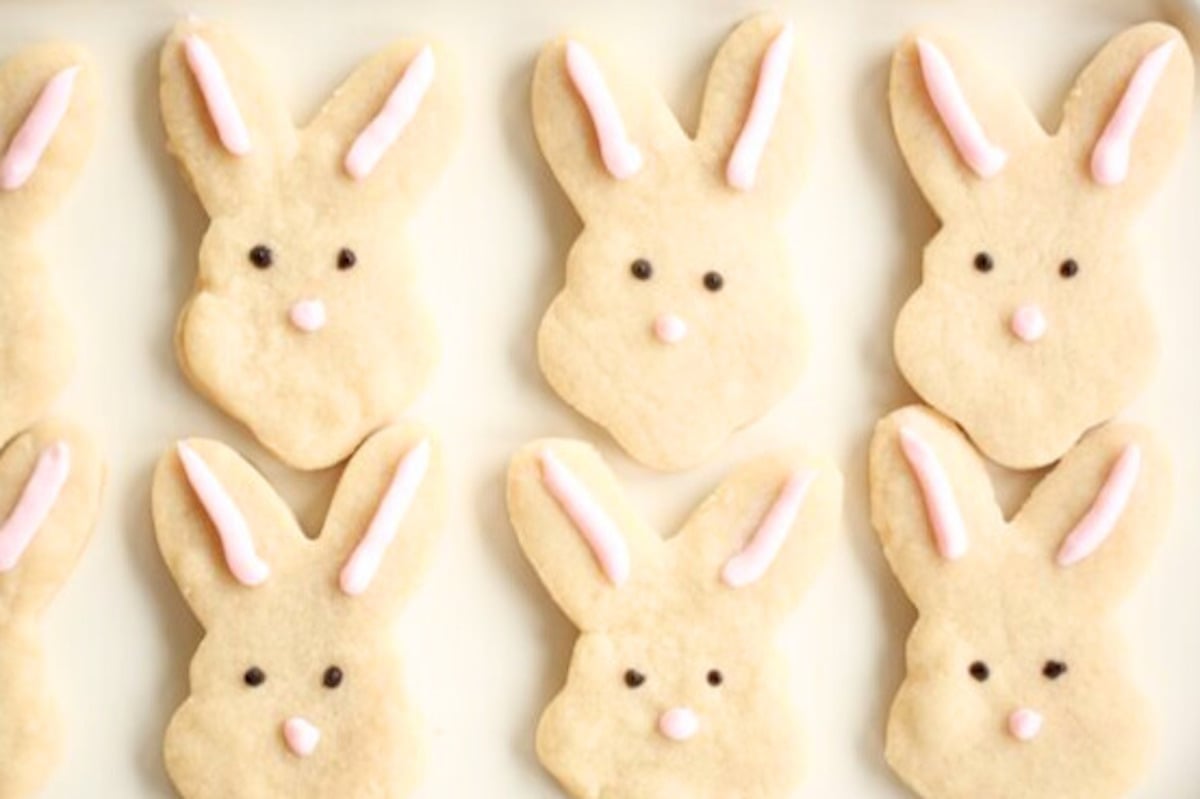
624,668,646,688
630,258,653,280
969,661,990,682
337,247,357,270
707,669,724,687
703,271,724,292
1059,259,1079,278
243,667,266,687
1043,660,1068,679
323,666,344,689
973,252,994,273
249,244,273,268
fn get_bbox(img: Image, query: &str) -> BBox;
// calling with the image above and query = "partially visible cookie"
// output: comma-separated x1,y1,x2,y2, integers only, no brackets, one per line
160,19,462,470
532,14,810,471
508,438,841,798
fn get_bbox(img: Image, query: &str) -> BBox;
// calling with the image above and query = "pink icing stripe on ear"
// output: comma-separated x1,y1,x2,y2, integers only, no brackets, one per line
539,448,630,586
1091,41,1175,187
726,22,794,191
176,442,269,587
184,34,251,156
1,67,78,191
0,442,71,573
344,46,435,181
721,468,815,588
564,40,643,180
1056,444,1141,567
339,439,431,596
915,38,1008,179
898,426,969,561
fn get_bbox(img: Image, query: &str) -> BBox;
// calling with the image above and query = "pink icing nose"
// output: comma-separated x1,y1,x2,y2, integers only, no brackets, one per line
658,707,699,742
289,299,327,332
653,313,688,344
1008,708,1044,742
1010,304,1047,343
283,717,321,757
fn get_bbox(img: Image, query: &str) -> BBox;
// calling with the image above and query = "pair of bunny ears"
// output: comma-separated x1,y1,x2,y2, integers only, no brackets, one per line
566,22,794,190
176,438,430,596
184,33,434,180
917,36,1175,185
540,447,815,588
899,425,1141,567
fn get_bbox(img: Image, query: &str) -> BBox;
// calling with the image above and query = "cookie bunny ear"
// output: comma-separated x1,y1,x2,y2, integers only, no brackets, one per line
0,44,97,232
297,39,462,212
674,452,840,623
0,421,103,621
695,15,807,206
1017,423,1170,609
318,425,443,612
152,438,296,626
870,406,1004,609
507,439,658,630
1060,23,1192,204
889,33,1041,219
159,19,294,216
532,35,685,220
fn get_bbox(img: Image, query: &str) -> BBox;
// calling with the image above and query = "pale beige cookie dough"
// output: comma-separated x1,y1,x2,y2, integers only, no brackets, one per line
152,424,442,799
0,43,97,450
889,23,1192,470
508,438,841,798
160,19,462,470
532,14,810,472
870,405,1170,799
0,420,105,799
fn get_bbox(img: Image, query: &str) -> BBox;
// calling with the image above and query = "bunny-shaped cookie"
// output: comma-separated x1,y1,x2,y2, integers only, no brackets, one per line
870,405,1169,799
0,421,104,799
0,43,97,449
152,424,442,798
160,20,462,470
533,14,810,471
508,439,840,798
889,24,1192,469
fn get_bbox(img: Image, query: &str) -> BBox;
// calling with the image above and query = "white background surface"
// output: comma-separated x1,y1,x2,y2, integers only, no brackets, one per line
5,0,1199,796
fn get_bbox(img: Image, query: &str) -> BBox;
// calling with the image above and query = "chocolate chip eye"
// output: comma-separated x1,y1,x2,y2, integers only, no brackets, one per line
248,244,273,269
968,661,990,682
703,271,724,292
973,252,994,273
706,669,724,687
1042,660,1068,680
337,248,357,270
630,258,653,280
1059,259,1079,279
323,666,344,689
624,668,646,688
243,667,266,687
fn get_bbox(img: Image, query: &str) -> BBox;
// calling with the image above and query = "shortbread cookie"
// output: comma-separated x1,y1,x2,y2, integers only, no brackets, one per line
870,405,1169,799
0,420,104,799
160,19,462,470
152,424,443,799
507,439,840,798
532,14,810,471
0,43,97,449
889,24,1192,469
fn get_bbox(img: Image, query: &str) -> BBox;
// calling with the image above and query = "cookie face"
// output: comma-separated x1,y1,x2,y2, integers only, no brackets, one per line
889,24,1192,469
870,406,1170,799
0,44,97,448
507,439,841,798
152,424,443,799
0,421,105,799
160,20,462,470
533,14,810,471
